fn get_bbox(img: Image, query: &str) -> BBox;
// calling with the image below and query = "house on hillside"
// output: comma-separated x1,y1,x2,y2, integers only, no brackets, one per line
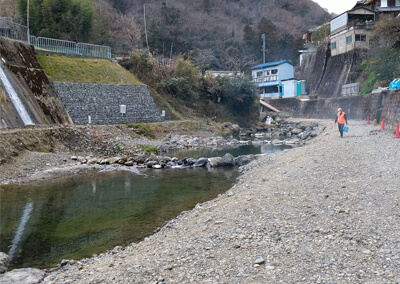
330,0,400,56
301,0,400,60
355,0,400,15
252,60,306,98
330,7,376,56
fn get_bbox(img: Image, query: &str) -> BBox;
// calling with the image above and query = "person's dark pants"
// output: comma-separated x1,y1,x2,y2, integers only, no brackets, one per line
338,123,344,137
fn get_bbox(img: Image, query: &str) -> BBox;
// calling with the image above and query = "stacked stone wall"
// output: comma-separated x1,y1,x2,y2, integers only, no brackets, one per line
54,82,162,125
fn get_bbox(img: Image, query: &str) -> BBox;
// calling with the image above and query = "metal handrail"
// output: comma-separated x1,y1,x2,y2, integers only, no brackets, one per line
0,18,28,43
0,18,112,59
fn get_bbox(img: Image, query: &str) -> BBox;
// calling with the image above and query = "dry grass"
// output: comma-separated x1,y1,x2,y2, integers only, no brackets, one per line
37,54,142,85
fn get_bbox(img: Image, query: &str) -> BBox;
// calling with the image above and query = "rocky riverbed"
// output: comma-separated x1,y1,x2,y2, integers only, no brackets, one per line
0,118,321,185
1,118,399,283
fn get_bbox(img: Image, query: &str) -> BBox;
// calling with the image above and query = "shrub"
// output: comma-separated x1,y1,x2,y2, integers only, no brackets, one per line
140,145,158,153
126,124,155,138
357,47,400,94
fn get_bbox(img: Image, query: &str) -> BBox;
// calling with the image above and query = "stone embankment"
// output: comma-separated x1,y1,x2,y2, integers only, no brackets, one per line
1,119,399,283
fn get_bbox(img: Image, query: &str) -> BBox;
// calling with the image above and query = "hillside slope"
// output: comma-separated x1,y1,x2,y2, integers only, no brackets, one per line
107,0,331,67
10,0,330,69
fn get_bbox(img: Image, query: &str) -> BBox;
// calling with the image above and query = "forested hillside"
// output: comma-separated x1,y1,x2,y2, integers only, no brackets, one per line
13,0,331,70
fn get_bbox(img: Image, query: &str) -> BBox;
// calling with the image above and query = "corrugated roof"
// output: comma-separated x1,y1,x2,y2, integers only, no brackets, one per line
251,60,295,70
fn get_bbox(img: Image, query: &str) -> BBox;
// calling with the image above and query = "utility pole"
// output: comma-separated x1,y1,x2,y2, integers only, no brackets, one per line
170,42,173,63
262,33,266,64
27,0,30,44
144,4,150,55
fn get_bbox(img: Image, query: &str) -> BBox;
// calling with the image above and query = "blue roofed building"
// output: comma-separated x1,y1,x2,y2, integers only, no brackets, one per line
251,60,295,98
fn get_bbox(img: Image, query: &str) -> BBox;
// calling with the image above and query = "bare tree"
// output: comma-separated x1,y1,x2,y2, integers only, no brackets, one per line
0,0,18,20
371,15,400,48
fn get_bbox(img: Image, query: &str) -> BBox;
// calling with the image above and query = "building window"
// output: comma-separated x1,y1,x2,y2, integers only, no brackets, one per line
264,69,278,76
254,71,263,83
263,69,278,82
346,35,353,44
355,34,366,42
331,42,337,50
264,85,279,93
397,0,400,6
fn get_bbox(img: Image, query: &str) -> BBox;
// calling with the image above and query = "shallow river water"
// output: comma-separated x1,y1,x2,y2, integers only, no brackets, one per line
0,167,238,269
0,142,291,269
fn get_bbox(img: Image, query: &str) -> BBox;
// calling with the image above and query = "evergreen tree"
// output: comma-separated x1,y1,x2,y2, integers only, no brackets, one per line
17,0,94,42
257,17,279,62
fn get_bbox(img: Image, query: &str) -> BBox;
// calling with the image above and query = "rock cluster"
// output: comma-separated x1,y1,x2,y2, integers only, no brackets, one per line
70,120,324,170
71,152,258,169
0,252,9,274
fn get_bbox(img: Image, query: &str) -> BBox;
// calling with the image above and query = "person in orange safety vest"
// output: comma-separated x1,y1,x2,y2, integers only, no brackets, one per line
334,108,348,138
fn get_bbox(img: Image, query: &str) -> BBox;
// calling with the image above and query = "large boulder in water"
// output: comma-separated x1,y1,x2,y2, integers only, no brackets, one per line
221,153,235,167
134,154,148,164
235,155,255,166
193,157,208,167
208,157,222,167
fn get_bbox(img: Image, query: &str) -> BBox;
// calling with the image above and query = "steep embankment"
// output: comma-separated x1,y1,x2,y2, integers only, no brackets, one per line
298,43,358,98
297,43,330,96
286,42,400,126
266,90,400,127
0,37,71,127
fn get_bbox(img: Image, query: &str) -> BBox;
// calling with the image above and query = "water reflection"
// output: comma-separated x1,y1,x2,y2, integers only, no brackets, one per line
0,167,238,269
8,202,34,263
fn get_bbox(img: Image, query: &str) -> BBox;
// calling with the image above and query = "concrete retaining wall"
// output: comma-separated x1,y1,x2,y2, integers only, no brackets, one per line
265,90,400,126
297,42,361,99
54,82,162,125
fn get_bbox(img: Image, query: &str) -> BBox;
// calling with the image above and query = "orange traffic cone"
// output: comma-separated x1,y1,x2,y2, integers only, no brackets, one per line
395,124,400,138
381,119,385,130
307,114,309,119
367,115,370,124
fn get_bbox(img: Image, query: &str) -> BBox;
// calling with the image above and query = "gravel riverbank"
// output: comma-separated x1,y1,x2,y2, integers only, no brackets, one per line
3,118,400,283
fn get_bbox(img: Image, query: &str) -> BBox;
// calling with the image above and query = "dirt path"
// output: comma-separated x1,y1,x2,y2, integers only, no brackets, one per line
32,118,399,283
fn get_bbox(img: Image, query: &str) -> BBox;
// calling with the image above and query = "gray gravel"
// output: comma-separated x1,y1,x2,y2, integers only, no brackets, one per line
38,119,400,283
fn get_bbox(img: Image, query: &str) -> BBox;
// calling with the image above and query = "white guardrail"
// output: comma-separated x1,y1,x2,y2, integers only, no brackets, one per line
0,18,111,59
